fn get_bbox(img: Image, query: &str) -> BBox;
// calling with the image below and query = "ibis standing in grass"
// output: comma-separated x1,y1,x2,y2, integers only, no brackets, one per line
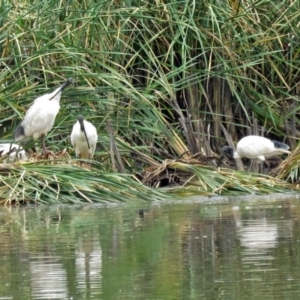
217,135,291,169
14,78,73,155
70,115,98,159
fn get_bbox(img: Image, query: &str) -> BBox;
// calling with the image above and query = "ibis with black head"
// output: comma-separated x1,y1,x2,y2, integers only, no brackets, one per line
218,135,291,169
70,115,98,160
14,78,73,154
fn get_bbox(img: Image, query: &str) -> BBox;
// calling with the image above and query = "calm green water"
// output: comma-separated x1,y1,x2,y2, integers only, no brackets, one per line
0,195,300,300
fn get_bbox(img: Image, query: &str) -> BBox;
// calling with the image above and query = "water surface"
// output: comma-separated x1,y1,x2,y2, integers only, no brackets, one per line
0,194,300,299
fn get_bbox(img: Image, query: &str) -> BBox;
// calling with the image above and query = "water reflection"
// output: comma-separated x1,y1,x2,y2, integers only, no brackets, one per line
28,234,102,300
30,257,68,299
76,235,102,297
239,219,278,253
231,208,294,284
0,199,299,299
235,208,293,251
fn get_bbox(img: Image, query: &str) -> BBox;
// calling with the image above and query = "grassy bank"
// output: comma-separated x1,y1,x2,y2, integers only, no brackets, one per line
0,0,300,203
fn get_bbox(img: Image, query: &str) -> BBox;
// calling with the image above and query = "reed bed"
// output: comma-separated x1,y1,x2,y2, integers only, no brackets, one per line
0,0,300,203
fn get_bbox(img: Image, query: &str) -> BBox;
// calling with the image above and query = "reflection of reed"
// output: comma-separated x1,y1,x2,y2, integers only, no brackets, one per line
30,256,67,299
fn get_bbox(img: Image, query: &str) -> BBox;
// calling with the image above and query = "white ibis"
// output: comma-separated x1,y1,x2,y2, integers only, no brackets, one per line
70,115,98,159
14,78,73,154
0,143,28,162
218,135,291,169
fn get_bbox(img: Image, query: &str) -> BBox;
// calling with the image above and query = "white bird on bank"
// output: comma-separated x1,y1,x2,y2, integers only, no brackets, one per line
70,115,98,159
0,143,28,162
14,78,73,154
218,135,291,168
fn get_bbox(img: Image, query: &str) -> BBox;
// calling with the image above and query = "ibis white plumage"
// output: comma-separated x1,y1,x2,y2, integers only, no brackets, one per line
218,135,291,168
0,143,28,162
14,78,73,154
70,115,98,159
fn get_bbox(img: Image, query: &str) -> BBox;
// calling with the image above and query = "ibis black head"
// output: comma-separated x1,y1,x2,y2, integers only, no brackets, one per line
14,123,25,141
77,115,90,149
217,146,234,168
272,140,289,150
50,77,74,100
61,77,73,89
77,115,85,131
220,146,234,158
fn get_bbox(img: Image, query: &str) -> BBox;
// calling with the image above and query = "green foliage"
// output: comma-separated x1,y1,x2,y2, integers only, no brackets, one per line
0,0,300,203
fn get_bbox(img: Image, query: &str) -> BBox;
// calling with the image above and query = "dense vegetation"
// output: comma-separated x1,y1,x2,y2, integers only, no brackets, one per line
0,0,300,203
